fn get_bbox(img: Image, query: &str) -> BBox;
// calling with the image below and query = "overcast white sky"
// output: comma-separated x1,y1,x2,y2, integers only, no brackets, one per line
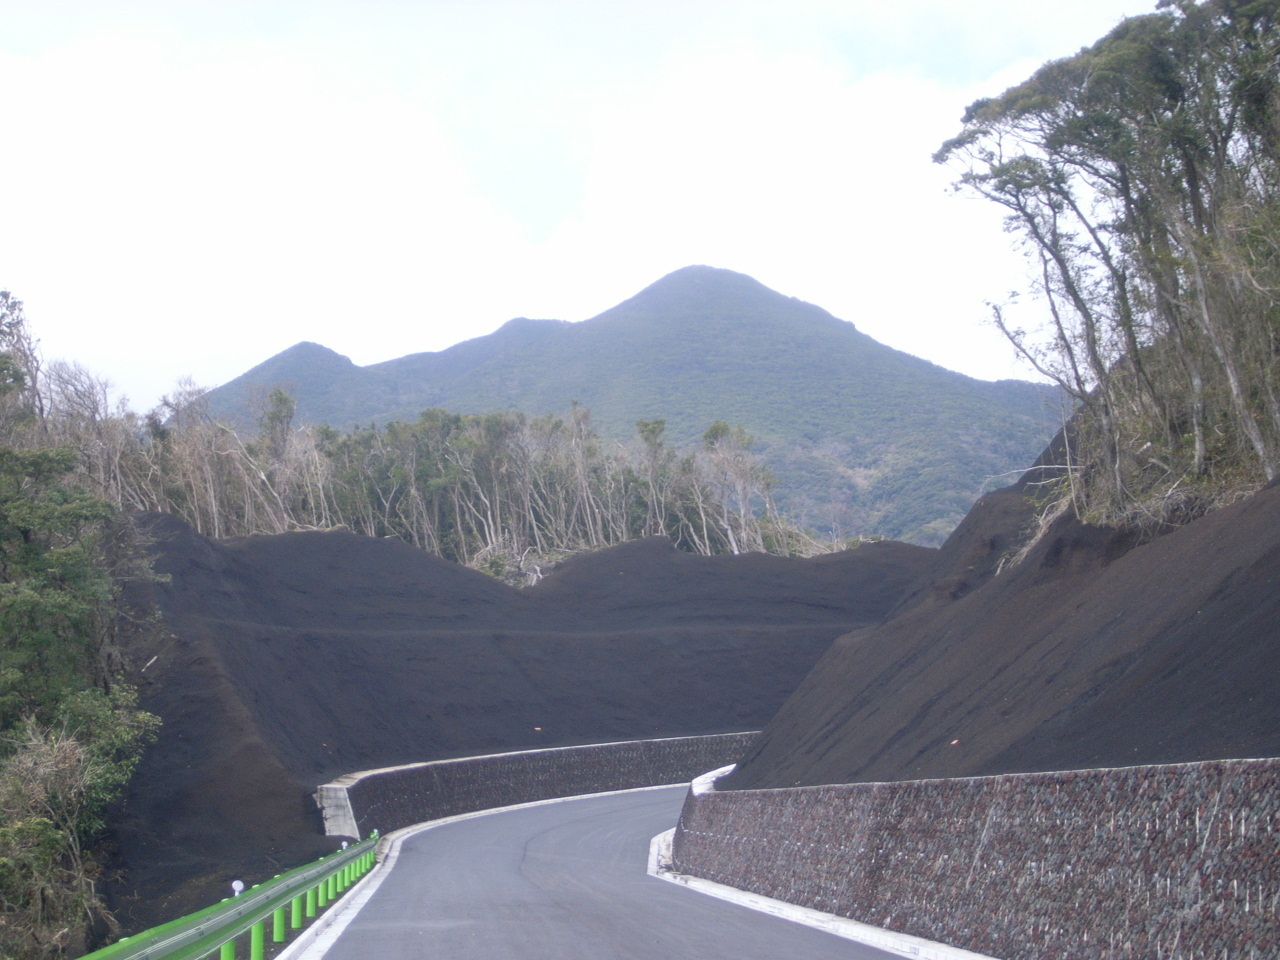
1,1,1161,413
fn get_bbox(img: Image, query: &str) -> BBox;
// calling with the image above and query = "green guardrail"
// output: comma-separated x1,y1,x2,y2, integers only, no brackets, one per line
78,832,380,960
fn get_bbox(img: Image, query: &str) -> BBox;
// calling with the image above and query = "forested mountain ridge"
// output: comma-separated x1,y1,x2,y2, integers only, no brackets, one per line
205,266,1064,543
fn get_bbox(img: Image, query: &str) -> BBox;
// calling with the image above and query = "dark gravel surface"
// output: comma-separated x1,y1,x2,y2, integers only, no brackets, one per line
106,518,932,931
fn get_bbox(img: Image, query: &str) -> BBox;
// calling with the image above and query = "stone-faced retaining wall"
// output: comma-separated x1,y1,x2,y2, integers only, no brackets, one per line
671,758,1280,960
316,732,757,839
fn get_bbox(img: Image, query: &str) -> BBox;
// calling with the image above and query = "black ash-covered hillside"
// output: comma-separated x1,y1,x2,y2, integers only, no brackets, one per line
109,516,933,930
723,462,1280,791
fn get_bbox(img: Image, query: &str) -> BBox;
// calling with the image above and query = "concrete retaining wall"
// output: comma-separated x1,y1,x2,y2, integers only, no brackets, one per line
671,758,1280,960
315,732,757,839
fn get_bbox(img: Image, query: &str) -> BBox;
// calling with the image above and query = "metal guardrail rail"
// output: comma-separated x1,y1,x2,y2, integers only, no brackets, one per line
78,832,379,960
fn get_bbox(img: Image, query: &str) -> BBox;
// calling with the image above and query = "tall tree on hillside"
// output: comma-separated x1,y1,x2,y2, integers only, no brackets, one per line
936,0,1280,521
702,421,780,554
0,292,43,426
634,419,672,538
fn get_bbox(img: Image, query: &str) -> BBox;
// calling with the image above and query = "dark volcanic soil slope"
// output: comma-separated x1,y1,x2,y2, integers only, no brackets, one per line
724,478,1280,791
110,517,932,928
523,535,929,626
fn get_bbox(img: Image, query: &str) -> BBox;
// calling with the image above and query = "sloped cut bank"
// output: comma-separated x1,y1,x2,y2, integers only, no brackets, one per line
672,760,1280,960
316,732,757,838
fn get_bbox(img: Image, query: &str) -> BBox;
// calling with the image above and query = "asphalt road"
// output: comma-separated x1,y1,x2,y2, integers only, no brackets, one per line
314,785,896,959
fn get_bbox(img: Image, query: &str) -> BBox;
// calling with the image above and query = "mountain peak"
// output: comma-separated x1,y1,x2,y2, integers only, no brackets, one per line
213,342,358,404
621,265,776,308
650,264,769,292
277,341,352,362
200,268,1059,543
598,265,849,330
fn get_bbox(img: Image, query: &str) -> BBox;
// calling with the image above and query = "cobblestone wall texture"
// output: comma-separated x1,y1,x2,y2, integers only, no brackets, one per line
672,758,1280,960
340,732,757,836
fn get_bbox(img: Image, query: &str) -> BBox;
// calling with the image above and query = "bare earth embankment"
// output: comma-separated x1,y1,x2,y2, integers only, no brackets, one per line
108,517,931,930
108,450,1280,935
724,462,1280,790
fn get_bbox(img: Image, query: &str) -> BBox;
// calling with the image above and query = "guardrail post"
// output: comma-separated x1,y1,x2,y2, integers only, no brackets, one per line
220,939,235,960
307,884,319,916
250,921,265,960
291,893,303,929
272,906,286,943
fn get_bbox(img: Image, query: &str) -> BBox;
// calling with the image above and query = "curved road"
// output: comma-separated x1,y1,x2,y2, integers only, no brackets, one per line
312,785,895,959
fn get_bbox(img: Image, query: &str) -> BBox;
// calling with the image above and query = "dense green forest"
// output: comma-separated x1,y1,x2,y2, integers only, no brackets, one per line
937,0,1280,530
